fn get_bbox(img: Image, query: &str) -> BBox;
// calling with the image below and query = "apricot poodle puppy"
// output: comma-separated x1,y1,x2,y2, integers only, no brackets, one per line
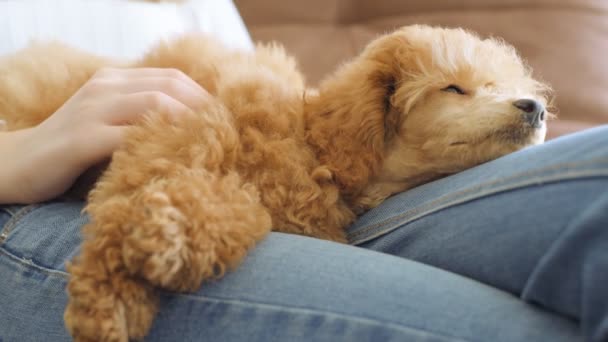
0,25,551,341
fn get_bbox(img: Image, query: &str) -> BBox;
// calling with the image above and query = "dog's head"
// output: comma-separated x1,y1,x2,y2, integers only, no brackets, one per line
306,25,553,211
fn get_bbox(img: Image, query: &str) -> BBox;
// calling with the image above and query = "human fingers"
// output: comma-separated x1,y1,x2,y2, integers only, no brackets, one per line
104,91,196,125
88,76,210,112
93,67,206,94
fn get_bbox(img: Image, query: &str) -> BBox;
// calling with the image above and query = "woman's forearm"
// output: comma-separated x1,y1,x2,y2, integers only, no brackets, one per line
0,125,81,204
0,128,37,204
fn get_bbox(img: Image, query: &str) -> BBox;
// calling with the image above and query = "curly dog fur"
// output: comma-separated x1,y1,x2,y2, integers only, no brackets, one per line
0,25,551,341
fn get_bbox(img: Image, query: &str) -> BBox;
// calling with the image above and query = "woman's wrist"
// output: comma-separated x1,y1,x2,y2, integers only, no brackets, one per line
0,127,36,203
0,126,74,204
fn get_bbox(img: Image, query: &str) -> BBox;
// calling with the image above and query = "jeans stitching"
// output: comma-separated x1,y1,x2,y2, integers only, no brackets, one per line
350,169,608,243
349,167,608,245
1,207,15,217
0,248,470,342
1,249,466,342
0,247,68,278
349,157,608,235
168,293,472,342
349,159,608,241
0,205,39,245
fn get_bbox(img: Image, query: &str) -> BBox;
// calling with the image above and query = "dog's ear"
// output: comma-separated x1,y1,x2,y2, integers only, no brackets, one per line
305,32,412,198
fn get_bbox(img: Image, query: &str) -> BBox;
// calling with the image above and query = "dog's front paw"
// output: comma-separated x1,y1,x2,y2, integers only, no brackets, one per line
64,291,128,342
122,189,201,292
65,261,158,342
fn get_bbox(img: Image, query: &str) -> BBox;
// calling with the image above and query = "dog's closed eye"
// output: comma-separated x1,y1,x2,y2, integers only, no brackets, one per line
442,85,466,95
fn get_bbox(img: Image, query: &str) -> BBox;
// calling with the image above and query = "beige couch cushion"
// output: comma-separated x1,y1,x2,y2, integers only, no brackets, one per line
236,0,608,139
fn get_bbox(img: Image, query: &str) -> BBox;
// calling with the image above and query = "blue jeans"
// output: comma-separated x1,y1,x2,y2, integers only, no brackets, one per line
1,126,607,342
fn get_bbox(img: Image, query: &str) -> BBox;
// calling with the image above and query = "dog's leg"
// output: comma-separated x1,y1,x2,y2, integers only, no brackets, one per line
65,171,271,341
64,227,158,342
120,167,272,292
65,103,271,341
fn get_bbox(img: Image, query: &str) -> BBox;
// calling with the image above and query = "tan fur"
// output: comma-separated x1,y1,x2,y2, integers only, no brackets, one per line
0,25,551,341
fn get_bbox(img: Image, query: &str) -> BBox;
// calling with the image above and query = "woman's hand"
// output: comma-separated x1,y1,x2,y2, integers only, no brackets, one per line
0,68,210,204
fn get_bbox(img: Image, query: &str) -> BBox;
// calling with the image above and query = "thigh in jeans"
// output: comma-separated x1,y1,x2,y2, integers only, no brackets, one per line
0,202,582,341
349,125,608,341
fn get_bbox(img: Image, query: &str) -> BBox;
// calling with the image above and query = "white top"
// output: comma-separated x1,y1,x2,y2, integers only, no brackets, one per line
0,0,254,58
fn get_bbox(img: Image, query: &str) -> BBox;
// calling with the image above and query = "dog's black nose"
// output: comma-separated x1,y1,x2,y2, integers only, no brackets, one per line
513,99,545,128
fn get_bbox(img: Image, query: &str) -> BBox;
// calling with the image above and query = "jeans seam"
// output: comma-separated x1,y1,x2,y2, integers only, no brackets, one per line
1,207,17,216
349,166,608,245
0,204,39,245
0,247,68,278
167,293,472,342
1,249,468,342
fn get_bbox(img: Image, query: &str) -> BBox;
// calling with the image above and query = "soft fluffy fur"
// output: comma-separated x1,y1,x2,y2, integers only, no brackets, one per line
0,25,551,341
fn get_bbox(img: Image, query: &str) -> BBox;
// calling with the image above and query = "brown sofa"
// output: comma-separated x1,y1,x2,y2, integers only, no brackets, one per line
235,0,608,139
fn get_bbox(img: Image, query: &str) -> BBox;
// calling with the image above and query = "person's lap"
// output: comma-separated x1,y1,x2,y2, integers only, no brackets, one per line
3,125,607,341
0,203,579,341
349,125,608,341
